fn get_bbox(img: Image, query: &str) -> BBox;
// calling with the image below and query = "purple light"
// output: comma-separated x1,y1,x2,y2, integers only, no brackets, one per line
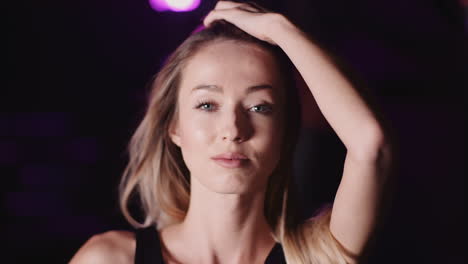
149,0,200,12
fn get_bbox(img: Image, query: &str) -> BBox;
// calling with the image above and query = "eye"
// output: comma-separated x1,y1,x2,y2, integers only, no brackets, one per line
195,100,274,115
250,104,273,114
195,100,217,112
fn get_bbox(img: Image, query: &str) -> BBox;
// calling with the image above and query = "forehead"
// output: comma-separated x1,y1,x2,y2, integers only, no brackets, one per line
179,40,283,96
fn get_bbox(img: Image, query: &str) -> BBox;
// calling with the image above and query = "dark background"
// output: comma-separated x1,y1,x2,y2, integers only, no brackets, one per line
4,0,467,263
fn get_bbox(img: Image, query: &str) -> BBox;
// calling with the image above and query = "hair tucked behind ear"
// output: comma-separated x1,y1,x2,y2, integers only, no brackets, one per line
119,20,354,263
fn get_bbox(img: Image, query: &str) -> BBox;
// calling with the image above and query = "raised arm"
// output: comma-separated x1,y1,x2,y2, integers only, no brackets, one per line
203,0,393,260
267,15,392,259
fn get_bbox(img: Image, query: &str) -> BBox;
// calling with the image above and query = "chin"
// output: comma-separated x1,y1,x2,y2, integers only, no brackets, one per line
207,179,250,194
194,173,253,194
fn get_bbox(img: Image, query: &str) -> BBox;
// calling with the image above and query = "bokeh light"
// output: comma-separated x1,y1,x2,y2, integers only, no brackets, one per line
149,0,201,12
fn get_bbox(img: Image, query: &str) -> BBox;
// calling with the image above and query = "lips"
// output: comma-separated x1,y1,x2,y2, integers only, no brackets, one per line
211,152,248,160
211,152,249,168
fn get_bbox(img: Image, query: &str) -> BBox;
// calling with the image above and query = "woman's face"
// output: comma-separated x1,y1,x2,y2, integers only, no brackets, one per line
169,40,285,195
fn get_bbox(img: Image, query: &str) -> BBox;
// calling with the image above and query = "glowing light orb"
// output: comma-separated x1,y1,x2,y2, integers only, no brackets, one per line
149,0,201,12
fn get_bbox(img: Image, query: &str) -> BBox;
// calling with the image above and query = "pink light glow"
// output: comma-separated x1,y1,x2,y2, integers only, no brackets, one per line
149,0,200,12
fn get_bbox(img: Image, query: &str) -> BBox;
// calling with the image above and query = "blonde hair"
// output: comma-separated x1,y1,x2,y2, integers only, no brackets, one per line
119,20,353,264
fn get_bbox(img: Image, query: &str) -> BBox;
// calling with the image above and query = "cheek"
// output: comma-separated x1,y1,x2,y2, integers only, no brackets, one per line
253,113,283,145
176,110,217,173
258,114,284,164
177,107,283,162
178,110,283,148
179,113,213,146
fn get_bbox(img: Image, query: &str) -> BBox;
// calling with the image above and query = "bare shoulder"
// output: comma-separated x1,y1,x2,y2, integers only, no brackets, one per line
69,230,136,264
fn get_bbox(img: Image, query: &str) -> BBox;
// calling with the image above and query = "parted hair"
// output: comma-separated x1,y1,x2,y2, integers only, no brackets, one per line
119,20,351,264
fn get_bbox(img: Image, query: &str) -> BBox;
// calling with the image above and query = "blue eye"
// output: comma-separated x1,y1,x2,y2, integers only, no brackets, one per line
251,104,273,114
195,101,217,112
195,100,273,115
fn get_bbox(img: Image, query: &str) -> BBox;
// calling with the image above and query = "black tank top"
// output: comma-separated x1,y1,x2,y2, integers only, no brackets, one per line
134,226,286,264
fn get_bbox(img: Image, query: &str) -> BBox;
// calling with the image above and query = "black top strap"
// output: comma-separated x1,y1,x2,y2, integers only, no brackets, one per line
135,226,165,264
134,226,286,264
265,242,286,264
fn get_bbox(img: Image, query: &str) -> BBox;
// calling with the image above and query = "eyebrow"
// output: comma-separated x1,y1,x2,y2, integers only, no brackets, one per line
191,84,273,94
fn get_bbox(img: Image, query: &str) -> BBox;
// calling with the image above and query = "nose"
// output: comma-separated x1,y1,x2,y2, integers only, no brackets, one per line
221,106,252,143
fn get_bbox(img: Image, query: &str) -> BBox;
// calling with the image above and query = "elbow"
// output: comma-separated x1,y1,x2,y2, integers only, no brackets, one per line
351,125,392,163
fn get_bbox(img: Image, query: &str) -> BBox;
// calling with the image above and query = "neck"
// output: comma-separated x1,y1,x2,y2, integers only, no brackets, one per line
178,177,276,263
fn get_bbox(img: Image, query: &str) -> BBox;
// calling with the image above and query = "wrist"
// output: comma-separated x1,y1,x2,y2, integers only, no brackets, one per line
267,13,302,46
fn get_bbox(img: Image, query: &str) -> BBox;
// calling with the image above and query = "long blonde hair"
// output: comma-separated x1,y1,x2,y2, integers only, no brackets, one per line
119,20,352,264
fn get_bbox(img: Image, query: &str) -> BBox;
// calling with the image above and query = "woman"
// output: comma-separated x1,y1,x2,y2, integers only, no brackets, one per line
70,1,393,263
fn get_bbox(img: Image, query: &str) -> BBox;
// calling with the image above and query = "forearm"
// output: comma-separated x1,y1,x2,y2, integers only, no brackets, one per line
270,15,385,159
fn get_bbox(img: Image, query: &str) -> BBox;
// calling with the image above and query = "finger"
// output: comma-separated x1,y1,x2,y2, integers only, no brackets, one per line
214,1,244,10
214,1,261,12
203,8,230,27
203,8,247,27
244,1,271,13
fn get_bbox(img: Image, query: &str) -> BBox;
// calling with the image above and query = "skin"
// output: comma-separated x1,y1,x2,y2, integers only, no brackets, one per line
70,39,287,264
164,40,286,264
70,1,393,263
204,1,391,260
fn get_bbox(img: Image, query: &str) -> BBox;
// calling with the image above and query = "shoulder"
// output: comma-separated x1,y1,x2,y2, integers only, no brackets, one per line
69,230,136,264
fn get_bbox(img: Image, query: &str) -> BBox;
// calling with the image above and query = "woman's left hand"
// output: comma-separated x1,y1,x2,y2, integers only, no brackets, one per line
203,1,283,45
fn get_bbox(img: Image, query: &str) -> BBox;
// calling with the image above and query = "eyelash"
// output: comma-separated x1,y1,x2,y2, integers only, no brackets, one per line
194,100,273,114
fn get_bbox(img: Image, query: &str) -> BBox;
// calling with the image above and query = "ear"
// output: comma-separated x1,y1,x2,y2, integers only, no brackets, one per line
168,120,181,147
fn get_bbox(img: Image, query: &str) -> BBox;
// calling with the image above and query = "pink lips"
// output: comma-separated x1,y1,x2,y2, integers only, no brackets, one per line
211,152,249,168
